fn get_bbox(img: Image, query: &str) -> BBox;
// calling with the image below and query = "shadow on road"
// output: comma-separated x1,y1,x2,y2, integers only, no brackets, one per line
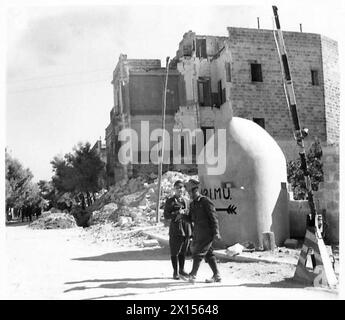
74,281,240,299
72,247,171,262
242,278,307,289
65,277,167,285
64,280,188,293
64,271,338,300
241,278,338,294
75,277,336,300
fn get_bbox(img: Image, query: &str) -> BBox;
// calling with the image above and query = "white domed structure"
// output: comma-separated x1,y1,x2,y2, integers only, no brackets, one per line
198,102,290,248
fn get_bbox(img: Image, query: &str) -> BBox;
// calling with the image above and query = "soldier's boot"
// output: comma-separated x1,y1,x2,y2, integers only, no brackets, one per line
205,256,221,283
171,256,179,280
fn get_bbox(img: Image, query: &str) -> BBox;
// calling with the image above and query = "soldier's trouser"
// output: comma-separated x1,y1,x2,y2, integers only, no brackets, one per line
169,235,189,256
206,255,220,277
171,256,178,273
190,256,202,276
169,236,189,273
190,244,217,277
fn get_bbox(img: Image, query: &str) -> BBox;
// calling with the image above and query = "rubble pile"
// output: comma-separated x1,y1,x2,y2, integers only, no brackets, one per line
74,171,198,243
29,212,77,230
80,223,152,247
88,171,198,227
91,203,118,224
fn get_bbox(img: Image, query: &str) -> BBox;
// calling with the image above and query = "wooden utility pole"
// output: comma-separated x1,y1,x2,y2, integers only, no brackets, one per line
156,56,170,223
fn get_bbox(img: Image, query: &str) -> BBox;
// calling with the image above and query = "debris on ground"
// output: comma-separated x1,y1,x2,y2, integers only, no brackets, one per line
241,241,256,252
91,203,118,224
29,212,77,230
78,223,156,248
143,239,160,247
226,243,245,256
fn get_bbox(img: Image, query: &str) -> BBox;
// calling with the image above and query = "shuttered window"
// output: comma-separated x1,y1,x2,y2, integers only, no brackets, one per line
311,70,319,86
197,79,211,106
251,63,263,82
218,80,224,105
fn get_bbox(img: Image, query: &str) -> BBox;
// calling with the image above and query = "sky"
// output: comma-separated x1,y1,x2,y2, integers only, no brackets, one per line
2,0,345,182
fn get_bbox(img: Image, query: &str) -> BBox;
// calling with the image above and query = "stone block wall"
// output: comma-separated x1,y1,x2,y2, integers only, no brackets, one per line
227,27,328,141
313,145,339,243
321,36,340,144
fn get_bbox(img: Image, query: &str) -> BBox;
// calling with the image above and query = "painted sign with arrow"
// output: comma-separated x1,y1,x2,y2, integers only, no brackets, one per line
216,204,237,215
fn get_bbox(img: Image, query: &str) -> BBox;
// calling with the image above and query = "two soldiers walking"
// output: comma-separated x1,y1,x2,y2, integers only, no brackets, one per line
164,179,221,283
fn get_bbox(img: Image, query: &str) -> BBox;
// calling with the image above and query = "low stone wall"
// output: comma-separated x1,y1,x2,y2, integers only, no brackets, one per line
288,200,309,239
313,145,339,244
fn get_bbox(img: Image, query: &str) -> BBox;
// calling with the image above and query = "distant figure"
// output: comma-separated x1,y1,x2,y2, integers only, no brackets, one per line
34,206,42,219
21,206,26,222
28,205,33,222
21,205,33,222
184,179,221,283
163,180,192,280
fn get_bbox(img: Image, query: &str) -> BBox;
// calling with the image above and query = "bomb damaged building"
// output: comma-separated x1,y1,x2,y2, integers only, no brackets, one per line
105,27,339,245
106,27,339,184
105,55,189,185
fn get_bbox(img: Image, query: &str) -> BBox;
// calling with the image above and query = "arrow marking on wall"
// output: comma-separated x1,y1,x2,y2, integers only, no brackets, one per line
216,204,237,215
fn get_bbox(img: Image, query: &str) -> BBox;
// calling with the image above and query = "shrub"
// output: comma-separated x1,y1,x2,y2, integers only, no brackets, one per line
287,138,323,200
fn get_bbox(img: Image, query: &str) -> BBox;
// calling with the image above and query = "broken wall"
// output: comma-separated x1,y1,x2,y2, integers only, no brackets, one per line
128,72,185,115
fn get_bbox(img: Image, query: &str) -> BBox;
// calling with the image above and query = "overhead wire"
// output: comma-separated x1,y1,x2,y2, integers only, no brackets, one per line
7,67,111,84
7,78,110,94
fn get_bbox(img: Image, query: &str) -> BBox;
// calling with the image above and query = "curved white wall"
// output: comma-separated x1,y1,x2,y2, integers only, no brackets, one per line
198,103,290,248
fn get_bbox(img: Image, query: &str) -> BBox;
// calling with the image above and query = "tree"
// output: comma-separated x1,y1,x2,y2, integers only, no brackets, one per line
51,156,78,193
71,142,105,204
50,142,105,209
37,180,57,210
6,151,33,209
287,138,323,200
5,151,44,220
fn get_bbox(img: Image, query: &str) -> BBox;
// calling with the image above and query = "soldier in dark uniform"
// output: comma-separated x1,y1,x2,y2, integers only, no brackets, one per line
164,180,192,280
185,179,221,283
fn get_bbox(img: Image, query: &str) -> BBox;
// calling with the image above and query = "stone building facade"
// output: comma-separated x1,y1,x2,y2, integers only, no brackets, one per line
105,27,339,184
105,54,188,186
175,28,339,161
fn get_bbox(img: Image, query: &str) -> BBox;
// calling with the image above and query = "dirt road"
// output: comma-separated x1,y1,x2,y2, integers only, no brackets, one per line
3,225,338,300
